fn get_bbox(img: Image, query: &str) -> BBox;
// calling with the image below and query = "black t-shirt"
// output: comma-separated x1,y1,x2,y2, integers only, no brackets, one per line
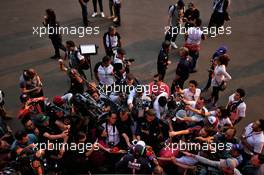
184,9,200,21
116,153,152,174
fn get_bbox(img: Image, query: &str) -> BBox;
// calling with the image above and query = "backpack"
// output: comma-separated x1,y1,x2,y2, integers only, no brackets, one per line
168,5,177,16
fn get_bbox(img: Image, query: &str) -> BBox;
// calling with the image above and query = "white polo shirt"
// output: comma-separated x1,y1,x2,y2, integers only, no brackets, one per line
183,88,201,102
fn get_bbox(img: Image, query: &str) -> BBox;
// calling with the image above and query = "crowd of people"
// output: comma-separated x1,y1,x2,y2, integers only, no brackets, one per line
0,0,263,175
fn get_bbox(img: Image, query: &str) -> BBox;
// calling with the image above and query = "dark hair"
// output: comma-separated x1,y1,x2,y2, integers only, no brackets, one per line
259,119,264,131
199,96,205,101
102,55,111,64
158,96,167,107
126,73,135,81
236,88,246,98
189,80,198,87
21,116,31,126
218,54,230,66
108,26,116,32
45,9,56,25
195,18,202,27
162,40,171,49
177,0,185,8
15,130,27,141
66,40,75,47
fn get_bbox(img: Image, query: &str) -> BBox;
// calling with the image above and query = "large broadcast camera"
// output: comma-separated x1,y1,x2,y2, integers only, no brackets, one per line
72,93,109,124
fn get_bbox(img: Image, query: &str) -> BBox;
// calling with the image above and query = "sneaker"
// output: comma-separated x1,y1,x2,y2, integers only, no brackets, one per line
101,12,105,18
113,17,118,22
170,42,178,49
91,12,97,17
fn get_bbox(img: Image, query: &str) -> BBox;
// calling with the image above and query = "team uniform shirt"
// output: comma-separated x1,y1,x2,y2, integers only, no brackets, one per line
244,123,264,154
213,0,227,13
103,32,121,49
97,64,115,85
183,88,201,102
228,93,246,118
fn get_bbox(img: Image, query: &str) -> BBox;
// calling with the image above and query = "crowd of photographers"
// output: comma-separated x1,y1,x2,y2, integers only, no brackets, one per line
0,0,264,175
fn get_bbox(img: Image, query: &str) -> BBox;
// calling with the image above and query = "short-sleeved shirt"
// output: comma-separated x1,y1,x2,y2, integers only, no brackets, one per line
186,27,203,45
228,94,246,118
183,88,201,102
11,134,38,151
244,123,264,154
19,74,43,97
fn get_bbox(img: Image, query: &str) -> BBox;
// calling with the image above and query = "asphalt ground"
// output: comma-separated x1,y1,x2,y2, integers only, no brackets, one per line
0,0,263,134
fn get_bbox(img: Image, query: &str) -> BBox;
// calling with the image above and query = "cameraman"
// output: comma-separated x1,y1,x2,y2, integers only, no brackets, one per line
113,48,134,84
103,26,122,57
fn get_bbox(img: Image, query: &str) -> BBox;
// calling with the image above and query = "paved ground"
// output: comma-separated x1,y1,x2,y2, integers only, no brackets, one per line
0,0,263,133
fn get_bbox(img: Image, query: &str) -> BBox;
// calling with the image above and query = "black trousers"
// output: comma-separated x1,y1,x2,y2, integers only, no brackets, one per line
114,3,121,25
92,0,103,12
171,77,188,92
109,0,114,16
208,11,225,29
189,50,199,70
157,65,166,81
50,35,66,57
211,86,221,104
165,26,179,42
79,0,88,26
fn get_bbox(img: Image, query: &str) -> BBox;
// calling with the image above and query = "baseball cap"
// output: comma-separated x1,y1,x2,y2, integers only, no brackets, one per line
216,46,228,55
53,96,64,106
